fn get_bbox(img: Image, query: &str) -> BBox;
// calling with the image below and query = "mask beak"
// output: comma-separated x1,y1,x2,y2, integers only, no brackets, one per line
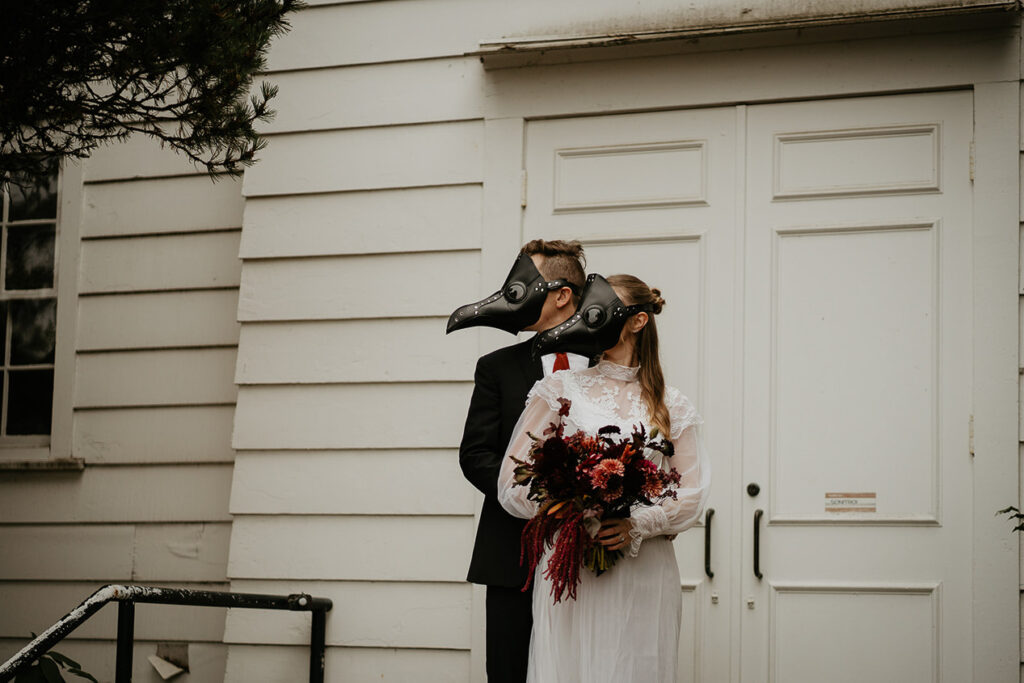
531,274,651,359
446,253,548,335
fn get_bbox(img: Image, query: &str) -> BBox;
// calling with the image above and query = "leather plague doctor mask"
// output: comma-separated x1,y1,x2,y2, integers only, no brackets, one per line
531,273,654,359
446,252,580,335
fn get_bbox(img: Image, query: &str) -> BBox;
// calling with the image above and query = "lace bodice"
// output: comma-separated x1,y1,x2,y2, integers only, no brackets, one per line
498,361,711,557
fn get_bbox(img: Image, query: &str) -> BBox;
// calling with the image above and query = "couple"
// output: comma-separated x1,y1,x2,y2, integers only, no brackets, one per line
451,240,711,683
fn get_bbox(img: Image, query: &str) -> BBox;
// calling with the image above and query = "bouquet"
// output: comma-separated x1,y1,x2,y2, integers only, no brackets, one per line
511,397,681,602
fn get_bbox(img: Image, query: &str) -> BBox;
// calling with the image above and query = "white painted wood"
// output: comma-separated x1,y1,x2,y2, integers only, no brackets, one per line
0,464,233,522
229,451,474,515
239,185,481,258
49,160,85,460
226,516,473,581
260,58,485,134
483,27,1016,121
241,121,483,197
82,176,244,237
79,230,241,294
0,525,135,580
742,91,974,681
237,250,478,321
223,644,468,683
78,290,240,350
0,640,228,683
132,523,232,582
74,348,238,407
0,523,230,582
224,579,471,648
0,582,228,641
83,130,207,182
73,405,236,464
264,0,482,71
233,383,471,449
972,81,1021,682
235,318,475,383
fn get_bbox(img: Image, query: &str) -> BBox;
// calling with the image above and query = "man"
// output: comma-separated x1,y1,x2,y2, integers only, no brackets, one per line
451,239,588,682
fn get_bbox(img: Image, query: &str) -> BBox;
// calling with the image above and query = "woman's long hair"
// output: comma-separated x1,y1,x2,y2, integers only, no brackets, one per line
606,274,669,437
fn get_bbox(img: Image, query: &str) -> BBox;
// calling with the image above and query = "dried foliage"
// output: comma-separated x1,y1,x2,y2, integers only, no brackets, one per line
0,0,302,182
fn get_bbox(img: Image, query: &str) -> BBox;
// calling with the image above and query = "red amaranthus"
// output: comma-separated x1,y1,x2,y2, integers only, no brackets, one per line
511,398,681,602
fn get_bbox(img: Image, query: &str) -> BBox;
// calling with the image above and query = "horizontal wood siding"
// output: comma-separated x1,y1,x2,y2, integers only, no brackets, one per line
0,146,243,683
228,7,491,673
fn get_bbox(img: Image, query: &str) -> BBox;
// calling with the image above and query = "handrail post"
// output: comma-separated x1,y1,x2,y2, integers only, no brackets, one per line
115,601,135,683
309,608,326,683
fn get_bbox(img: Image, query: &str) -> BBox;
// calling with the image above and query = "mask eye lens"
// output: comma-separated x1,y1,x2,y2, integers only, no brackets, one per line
505,282,526,302
583,306,606,327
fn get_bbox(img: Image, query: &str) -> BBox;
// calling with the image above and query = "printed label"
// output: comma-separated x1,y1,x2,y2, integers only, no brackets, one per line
825,492,876,513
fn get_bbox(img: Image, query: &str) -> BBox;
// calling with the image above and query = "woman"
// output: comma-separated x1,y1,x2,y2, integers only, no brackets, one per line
497,274,711,683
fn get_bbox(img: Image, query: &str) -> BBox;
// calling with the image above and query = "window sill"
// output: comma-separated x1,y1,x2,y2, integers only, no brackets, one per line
0,457,84,472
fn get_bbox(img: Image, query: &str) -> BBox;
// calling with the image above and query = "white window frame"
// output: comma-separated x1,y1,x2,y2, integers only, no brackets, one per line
0,161,82,465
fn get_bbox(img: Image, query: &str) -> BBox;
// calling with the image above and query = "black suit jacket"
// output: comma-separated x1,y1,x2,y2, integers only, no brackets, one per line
460,339,543,587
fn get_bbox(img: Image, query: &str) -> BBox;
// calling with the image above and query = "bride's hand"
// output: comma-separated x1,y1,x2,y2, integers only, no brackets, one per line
596,518,633,552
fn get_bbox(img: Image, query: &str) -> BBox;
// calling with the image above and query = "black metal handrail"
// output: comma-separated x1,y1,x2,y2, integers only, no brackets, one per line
0,584,333,683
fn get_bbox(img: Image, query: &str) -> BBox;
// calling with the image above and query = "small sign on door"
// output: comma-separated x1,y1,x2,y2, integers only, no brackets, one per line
825,492,876,513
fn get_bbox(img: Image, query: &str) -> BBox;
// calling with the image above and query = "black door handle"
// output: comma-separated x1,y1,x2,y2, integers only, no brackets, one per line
704,508,714,579
753,508,764,580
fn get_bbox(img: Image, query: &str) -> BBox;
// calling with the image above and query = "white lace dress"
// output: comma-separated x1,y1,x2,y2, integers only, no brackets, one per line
498,360,711,683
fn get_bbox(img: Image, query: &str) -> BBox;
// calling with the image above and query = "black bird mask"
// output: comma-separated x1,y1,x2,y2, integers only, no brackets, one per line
446,252,579,335
531,274,654,359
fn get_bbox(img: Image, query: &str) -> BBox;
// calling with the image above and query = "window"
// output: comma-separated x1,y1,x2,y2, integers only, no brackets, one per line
1,164,59,440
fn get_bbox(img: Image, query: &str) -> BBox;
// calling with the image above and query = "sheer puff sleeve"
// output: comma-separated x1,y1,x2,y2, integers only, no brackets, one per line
497,373,567,520
626,388,711,557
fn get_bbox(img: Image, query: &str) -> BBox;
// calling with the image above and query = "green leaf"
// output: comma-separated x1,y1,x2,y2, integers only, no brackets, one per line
38,657,63,683
46,650,81,670
66,668,98,683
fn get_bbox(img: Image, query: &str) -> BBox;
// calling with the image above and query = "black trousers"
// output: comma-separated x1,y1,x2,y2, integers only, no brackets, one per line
485,584,533,683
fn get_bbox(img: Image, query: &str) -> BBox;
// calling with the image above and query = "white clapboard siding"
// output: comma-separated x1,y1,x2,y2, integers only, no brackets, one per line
0,523,230,582
0,640,228,683
73,406,236,464
241,121,483,197
224,580,471,649
230,451,474,515
264,0,482,72
78,290,240,351
224,644,469,683
0,526,135,581
82,176,244,237
235,319,475,384
233,383,472,449
79,230,242,294
0,582,227,641
0,465,233,523
83,132,209,182
239,185,481,258
227,516,473,581
75,348,238,407
260,58,485,134
237,250,479,322
132,523,232,582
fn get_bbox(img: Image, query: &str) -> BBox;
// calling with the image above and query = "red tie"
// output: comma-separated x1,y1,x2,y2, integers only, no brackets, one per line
553,352,570,372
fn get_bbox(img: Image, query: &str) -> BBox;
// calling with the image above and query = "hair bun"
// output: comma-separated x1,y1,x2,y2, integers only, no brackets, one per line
649,287,665,315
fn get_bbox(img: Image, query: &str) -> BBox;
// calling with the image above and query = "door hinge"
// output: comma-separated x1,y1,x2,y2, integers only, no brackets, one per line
969,140,975,183
969,414,974,457
520,169,528,208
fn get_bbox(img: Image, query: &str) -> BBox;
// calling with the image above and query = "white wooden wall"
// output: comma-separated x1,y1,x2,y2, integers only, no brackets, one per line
225,3,489,678
0,134,244,682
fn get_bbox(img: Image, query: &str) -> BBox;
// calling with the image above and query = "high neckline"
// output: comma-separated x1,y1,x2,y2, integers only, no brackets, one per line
596,359,640,381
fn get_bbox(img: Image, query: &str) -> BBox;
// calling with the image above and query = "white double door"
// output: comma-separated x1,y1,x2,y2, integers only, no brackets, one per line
521,90,974,682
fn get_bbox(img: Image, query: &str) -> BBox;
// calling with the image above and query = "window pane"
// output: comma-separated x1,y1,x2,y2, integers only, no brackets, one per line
0,302,6,363
6,224,55,290
7,368,53,435
10,298,56,365
8,167,59,221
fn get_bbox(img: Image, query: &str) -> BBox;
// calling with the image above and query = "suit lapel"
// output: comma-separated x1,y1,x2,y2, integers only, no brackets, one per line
515,338,543,382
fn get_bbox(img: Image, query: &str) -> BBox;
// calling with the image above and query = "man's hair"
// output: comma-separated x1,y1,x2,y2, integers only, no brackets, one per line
520,239,587,294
